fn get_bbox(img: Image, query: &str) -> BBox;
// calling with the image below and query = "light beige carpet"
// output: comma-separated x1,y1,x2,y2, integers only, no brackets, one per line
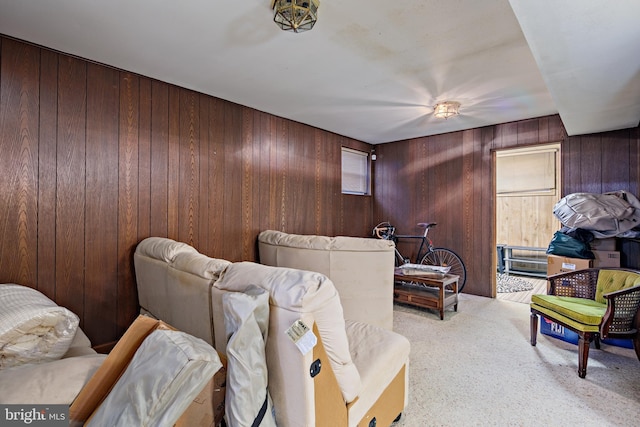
392,294,640,427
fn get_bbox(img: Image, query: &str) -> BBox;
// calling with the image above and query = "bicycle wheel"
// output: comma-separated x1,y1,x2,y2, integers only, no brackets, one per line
421,248,467,292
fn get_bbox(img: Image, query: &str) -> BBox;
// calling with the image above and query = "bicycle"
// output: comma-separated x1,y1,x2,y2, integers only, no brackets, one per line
373,221,467,292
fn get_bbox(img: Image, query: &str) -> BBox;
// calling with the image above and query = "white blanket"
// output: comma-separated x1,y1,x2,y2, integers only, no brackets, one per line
0,284,79,369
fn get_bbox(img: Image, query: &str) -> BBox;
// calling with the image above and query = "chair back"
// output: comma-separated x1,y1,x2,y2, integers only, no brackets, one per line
134,237,231,345
595,269,640,304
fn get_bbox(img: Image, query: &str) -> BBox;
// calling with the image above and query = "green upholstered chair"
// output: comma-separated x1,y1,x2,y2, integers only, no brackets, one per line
530,268,640,378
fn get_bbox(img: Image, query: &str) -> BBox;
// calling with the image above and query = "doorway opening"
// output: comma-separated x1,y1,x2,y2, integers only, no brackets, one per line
494,143,561,302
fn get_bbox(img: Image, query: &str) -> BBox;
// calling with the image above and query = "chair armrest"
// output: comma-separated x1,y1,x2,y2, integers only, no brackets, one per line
601,284,640,336
547,269,599,299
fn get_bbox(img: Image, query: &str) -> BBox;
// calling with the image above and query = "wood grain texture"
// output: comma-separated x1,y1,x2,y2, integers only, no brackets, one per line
55,55,86,321
374,116,640,297
37,49,58,300
2,35,640,344
0,39,39,288
118,72,141,334
85,63,119,343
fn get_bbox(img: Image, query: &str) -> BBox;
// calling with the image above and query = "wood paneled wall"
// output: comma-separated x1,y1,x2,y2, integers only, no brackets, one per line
2,35,639,344
0,37,372,346
374,117,640,297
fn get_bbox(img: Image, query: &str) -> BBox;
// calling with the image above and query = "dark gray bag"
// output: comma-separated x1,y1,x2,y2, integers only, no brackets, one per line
553,191,640,238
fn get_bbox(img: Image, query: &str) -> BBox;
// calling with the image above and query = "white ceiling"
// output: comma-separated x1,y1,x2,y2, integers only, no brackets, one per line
0,0,638,144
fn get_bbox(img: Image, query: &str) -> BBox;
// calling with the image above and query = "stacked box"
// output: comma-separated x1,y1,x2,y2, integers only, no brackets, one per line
546,254,591,276
592,250,621,268
589,237,616,251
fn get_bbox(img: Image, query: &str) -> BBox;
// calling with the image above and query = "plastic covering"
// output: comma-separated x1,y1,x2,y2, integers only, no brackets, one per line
0,284,79,369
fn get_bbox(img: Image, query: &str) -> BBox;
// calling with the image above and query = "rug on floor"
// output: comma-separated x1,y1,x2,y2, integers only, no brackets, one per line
496,273,534,293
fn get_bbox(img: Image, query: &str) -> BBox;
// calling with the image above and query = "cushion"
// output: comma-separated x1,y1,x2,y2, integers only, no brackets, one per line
0,354,106,404
215,262,362,403
172,251,231,280
86,330,221,427
258,230,394,251
62,329,99,358
594,269,640,303
531,294,606,326
223,286,276,427
345,320,410,425
0,283,79,369
134,236,197,263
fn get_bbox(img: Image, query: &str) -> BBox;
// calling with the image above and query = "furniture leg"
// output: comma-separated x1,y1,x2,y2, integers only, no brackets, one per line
633,335,640,361
578,333,591,379
453,280,458,312
594,335,601,350
530,312,538,346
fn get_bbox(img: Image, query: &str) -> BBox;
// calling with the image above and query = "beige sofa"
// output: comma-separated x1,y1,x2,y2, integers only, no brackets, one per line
134,237,410,427
257,230,396,331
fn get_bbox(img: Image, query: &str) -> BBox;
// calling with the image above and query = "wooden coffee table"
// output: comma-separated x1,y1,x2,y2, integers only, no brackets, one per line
393,269,459,320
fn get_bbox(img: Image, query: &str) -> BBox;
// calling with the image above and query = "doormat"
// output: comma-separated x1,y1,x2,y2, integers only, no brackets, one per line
497,273,534,293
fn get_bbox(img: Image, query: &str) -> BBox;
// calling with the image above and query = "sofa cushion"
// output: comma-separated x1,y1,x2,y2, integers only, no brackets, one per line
134,236,197,263
0,284,79,369
258,229,394,252
172,251,231,280
86,329,221,427
215,262,362,403
62,329,100,358
531,294,606,326
594,269,640,304
0,354,106,404
345,320,410,426
134,237,231,346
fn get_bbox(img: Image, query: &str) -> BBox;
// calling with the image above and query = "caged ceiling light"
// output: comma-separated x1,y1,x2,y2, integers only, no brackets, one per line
271,0,320,33
433,101,461,119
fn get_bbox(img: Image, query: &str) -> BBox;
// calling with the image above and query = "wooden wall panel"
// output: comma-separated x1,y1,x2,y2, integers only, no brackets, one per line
55,56,86,320
0,39,39,289
37,49,58,300
118,72,141,332
85,63,119,343
3,35,639,344
149,80,169,237
375,116,640,297
0,36,373,345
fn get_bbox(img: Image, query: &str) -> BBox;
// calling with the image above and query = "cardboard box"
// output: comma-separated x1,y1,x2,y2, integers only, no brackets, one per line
70,315,225,426
539,315,633,349
589,237,617,251
546,254,592,276
592,250,621,268
175,358,226,427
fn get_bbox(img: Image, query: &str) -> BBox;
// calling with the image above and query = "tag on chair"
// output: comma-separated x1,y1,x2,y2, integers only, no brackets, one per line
285,320,317,355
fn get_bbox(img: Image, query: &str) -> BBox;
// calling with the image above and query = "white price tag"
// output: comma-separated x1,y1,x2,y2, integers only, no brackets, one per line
285,320,317,355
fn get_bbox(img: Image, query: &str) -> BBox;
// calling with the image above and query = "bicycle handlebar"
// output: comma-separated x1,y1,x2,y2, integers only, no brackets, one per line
373,221,437,239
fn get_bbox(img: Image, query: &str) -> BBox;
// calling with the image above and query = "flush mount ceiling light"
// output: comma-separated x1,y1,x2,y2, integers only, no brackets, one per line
433,101,461,119
271,0,320,33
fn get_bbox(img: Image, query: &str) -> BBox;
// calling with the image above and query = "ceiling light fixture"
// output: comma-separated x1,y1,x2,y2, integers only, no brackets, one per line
433,101,461,119
271,0,320,33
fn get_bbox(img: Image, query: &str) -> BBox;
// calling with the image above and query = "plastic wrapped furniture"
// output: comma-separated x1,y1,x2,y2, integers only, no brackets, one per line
134,237,411,427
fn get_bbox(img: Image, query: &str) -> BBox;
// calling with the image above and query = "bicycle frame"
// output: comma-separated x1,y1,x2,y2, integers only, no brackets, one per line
394,231,432,264
373,221,467,291
383,223,434,265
